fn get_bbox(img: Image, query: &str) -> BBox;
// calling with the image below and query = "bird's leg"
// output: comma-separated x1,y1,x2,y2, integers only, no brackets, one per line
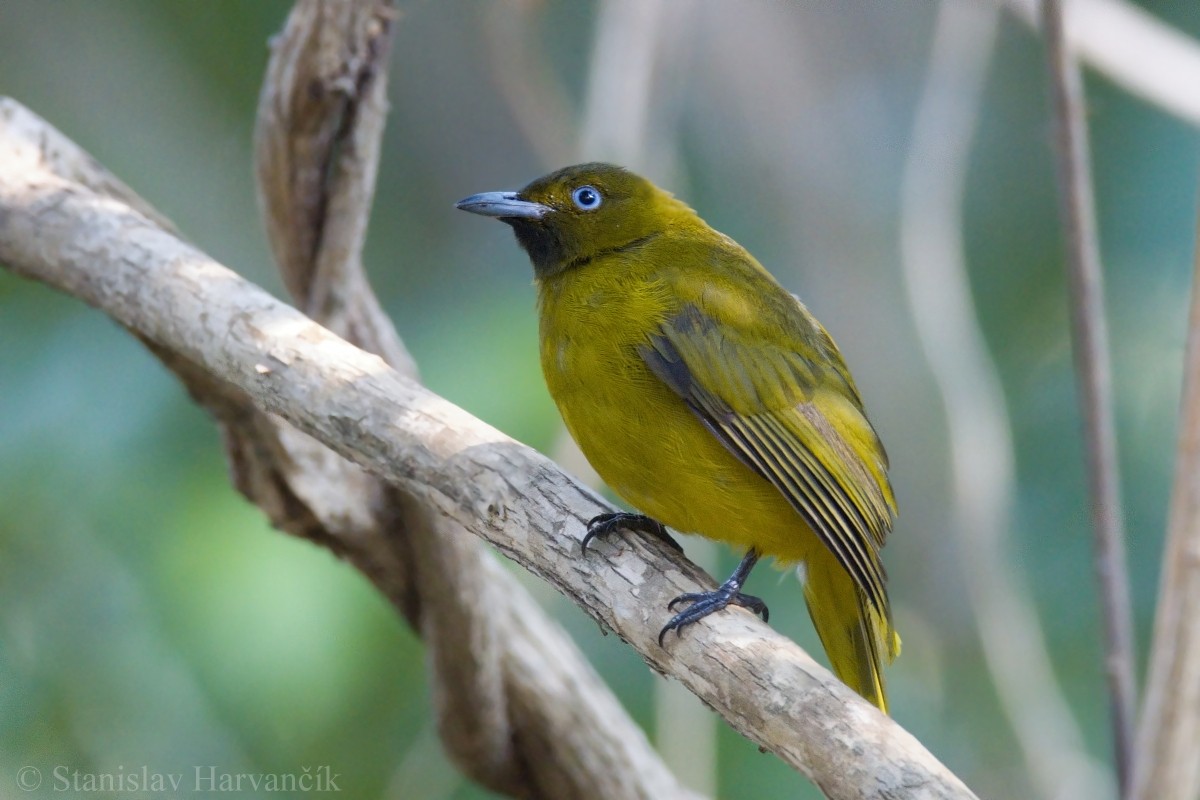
582,511,682,555
659,548,768,645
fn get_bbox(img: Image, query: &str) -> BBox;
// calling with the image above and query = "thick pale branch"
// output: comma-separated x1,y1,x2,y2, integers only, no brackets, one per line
1,91,693,800
0,99,976,800
1003,0,1200,128
255,4,541,791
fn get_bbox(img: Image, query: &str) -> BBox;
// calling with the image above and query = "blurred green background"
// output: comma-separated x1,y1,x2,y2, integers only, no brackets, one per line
2,1,1199,798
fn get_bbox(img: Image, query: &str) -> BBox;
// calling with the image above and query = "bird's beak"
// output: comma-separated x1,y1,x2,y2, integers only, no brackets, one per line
455,191,552,220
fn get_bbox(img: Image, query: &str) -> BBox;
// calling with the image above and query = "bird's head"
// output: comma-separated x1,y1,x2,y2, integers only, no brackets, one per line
456,163,691,279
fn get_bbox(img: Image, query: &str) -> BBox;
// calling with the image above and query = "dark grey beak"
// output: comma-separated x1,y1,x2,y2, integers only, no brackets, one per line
455,191,552,220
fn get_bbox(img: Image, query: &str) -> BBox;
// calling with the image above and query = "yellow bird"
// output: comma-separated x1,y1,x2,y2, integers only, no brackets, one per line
457,163,900,711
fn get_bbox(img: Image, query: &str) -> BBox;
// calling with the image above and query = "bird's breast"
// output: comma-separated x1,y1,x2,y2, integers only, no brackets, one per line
534,267,807,557
537,268,686,512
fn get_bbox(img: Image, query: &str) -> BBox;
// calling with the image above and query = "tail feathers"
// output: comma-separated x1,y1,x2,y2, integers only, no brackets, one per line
802,554,900,714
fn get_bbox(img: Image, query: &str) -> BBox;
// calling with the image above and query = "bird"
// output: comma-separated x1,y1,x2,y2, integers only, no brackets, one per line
456,163,900,712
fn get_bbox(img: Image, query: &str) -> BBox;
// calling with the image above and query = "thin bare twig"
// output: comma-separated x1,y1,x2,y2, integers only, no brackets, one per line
1042,0,1138,791
1132,200,1200,800
0,96,980,800
899,3,1109,798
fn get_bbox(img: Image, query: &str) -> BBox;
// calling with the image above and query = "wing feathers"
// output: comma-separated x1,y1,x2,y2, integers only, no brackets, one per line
751,414,887,608
640,303,894,615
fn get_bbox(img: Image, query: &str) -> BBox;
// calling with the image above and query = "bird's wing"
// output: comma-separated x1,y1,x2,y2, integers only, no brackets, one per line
639,301,896,614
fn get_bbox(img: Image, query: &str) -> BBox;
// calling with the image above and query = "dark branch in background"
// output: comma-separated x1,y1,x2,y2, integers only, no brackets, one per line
250,3,697,798
255,0,414,371
0,94,981,799
1132,200,1200,800
6,0,697,796
1041,0,1138,793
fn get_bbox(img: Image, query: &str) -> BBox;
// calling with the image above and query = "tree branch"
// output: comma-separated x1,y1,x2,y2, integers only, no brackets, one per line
1002,0,1200,128
255,0,414,371
0,84,696,800
1132,197,1200,800
251,3,698,798
0,97,978,800
1042,0,1138,792
899,3,1109,797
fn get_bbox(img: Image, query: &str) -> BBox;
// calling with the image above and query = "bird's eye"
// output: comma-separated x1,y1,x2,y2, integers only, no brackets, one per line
571,185,602,211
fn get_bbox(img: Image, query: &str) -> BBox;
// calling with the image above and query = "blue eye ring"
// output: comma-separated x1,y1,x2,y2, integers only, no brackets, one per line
571,185,602,211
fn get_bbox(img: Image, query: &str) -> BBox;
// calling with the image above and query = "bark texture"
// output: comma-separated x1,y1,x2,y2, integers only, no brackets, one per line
0,94,977,800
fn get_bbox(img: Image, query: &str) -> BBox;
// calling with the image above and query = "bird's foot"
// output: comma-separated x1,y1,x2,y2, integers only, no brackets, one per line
658,548,768,645
658,586,769,645
582,512,682,555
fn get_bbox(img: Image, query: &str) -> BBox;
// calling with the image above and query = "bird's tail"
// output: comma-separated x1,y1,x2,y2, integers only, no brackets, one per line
802,548,901,714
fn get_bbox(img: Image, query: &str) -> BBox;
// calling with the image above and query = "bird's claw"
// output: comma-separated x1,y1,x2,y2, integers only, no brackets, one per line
658,586,769,646
582,512,681,555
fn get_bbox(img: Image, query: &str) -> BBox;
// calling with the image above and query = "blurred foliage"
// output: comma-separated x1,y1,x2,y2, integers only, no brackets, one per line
1,1,1199,798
